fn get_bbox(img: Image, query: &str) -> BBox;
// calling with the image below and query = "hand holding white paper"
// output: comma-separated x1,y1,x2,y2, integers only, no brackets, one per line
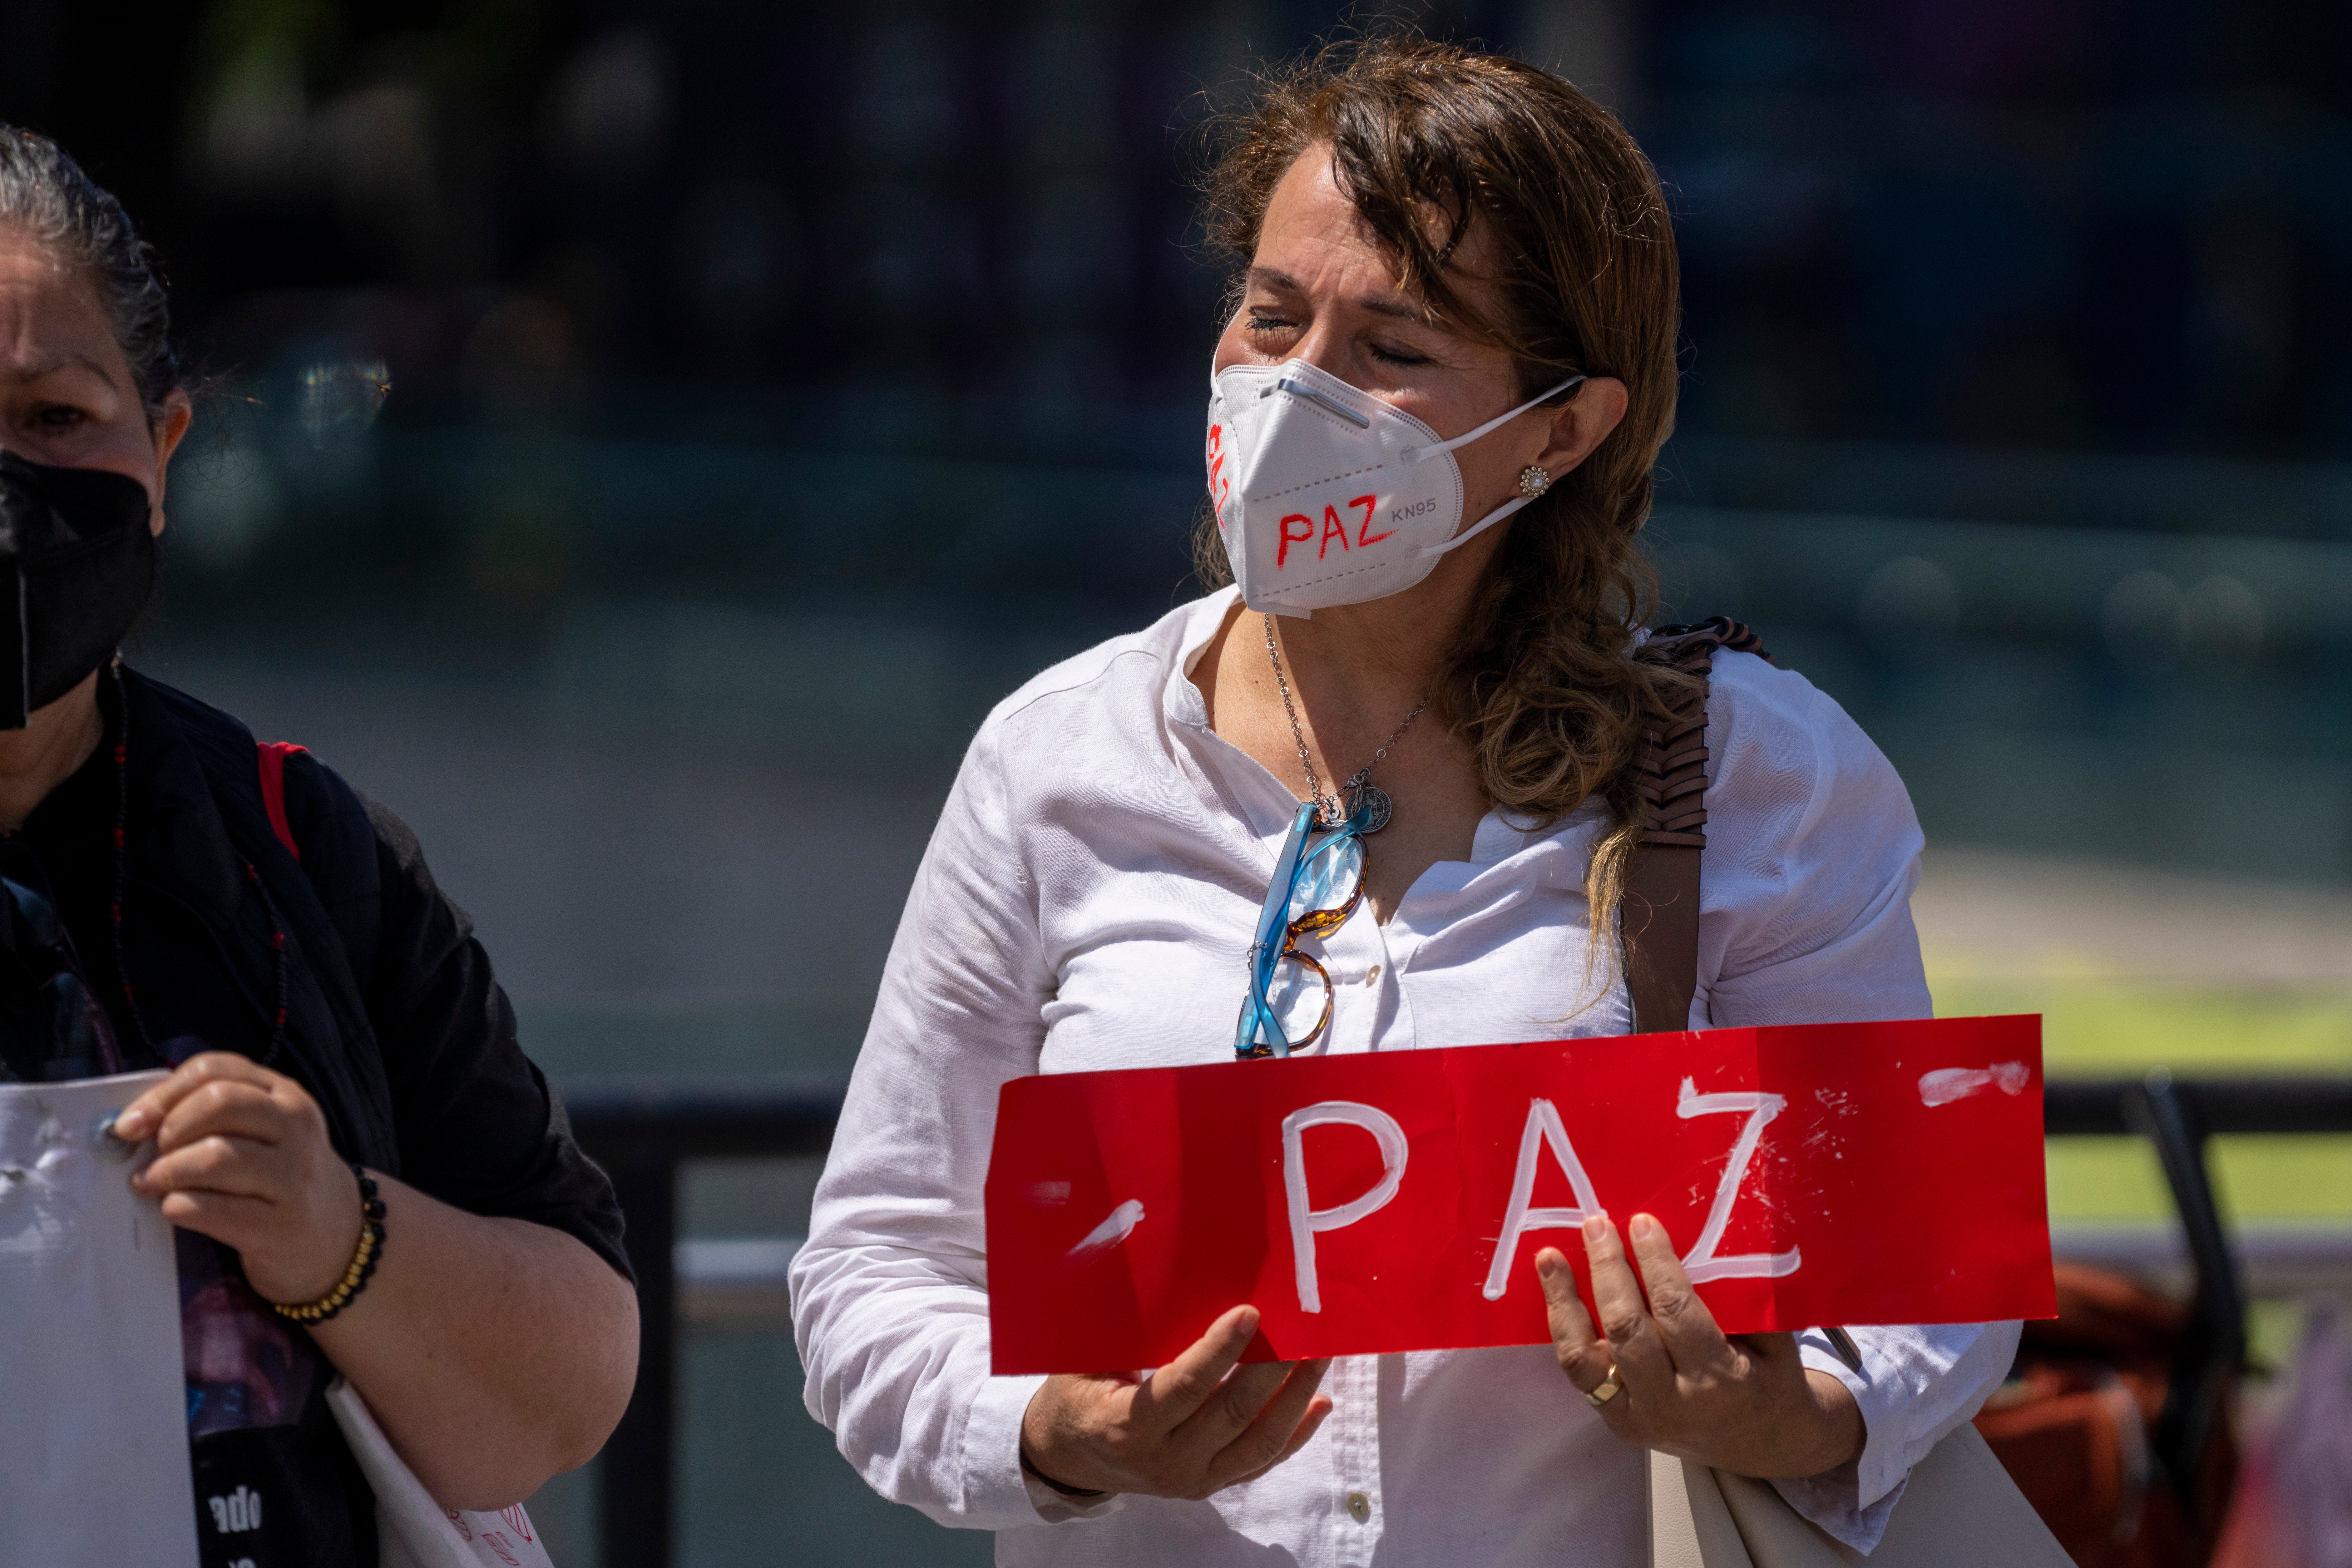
0,1070,199,1568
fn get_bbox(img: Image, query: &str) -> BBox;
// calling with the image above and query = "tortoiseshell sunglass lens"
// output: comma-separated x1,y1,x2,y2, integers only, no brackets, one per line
1260,948,1337,1051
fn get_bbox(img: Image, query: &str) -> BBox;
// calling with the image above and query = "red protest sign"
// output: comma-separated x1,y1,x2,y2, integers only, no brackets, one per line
985,1016,2053,1375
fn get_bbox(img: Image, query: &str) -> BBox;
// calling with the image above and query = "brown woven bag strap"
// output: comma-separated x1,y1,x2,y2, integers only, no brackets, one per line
1621,617,1772,1033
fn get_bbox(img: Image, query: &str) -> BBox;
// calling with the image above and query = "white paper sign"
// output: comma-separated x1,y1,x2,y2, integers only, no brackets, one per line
0,1070,199,1567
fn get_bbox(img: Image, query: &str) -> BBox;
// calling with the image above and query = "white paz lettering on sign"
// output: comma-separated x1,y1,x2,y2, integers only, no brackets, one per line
1287,1079,1802,1316
1282,1101,1408,1313
1674,1078,1801,1283
1480,1098,1605,1299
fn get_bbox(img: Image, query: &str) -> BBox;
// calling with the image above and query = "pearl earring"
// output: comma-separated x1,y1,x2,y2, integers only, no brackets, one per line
1517,465,1552,499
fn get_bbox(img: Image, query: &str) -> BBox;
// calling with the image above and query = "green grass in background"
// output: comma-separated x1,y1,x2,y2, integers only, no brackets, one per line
1931,976,2352,1226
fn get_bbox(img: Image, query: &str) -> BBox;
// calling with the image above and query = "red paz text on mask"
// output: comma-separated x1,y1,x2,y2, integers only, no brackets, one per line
1274,494,1393,568
984,1016,2054,1374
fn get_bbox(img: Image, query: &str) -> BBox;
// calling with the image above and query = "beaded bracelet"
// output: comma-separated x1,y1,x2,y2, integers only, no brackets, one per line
273,1164,388,1325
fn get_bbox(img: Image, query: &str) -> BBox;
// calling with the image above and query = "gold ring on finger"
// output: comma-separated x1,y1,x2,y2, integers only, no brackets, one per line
1585,1366,1623,1409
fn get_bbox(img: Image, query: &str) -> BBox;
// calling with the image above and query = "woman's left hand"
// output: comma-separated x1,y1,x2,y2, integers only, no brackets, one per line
1537,1213,1864,1479
117,1052,362,1308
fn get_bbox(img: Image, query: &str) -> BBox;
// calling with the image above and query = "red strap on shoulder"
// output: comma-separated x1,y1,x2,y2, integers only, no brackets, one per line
256,741,309,862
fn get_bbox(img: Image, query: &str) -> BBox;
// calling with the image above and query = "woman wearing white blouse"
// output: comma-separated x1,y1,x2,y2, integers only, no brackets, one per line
792,37,2018,1568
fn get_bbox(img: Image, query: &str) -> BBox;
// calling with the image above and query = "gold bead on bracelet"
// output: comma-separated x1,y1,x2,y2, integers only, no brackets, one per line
271,1164,388,1325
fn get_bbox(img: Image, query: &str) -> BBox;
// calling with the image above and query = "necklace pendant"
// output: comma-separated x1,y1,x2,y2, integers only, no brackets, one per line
1345,783,1394,835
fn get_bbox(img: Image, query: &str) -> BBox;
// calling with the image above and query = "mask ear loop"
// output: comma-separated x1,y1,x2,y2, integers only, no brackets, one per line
1401,375,1587,560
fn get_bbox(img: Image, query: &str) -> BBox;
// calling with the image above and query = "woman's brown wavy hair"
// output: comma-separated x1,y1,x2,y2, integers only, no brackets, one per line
1195,37,1684,949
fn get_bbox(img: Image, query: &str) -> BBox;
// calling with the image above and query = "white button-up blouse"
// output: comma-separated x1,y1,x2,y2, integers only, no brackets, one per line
790,586,2020,1567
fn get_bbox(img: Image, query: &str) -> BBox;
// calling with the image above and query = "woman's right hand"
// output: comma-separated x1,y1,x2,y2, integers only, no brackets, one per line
1018,1305,1333,1501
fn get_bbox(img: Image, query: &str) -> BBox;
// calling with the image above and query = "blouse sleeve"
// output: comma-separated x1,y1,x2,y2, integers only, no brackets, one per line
1692,652,2021,1551
1695,651,1932,1032
789,716,1097,1530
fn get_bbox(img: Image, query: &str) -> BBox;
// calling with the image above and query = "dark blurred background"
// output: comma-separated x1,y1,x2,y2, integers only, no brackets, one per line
7,1,2350,1563
9,0,2352,881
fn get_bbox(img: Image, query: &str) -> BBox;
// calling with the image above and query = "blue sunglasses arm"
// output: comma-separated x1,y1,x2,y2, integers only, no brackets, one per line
1233,802,1320,1058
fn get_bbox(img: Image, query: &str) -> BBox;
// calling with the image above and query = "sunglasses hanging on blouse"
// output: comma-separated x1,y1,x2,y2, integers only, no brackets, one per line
1233,801,1370,1059
1239,615,1427,1059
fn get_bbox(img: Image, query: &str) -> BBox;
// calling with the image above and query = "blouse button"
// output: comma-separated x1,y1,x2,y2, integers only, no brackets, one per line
1362,964,1382,986
1346,1491,1371,1523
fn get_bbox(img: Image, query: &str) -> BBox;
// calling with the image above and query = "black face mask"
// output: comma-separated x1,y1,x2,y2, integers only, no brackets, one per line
0,448,157,729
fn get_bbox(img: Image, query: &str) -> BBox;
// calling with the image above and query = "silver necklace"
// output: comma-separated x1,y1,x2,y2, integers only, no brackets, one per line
1262,614,1424,834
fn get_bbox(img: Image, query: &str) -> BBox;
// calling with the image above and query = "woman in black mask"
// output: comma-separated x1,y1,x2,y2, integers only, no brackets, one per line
0,127,638,1561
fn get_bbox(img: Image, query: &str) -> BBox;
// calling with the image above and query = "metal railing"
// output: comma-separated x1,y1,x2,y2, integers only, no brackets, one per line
566,1076,844,1564
564,1072,2352,1567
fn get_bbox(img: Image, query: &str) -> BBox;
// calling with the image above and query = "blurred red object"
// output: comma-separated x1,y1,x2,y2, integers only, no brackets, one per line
1976,1263,2238,1567
2209,1437,2304,1568
2212,1302,2352,1568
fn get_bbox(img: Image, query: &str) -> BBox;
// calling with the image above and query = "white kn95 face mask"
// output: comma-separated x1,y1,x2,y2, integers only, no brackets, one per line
1204,357,1582,615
